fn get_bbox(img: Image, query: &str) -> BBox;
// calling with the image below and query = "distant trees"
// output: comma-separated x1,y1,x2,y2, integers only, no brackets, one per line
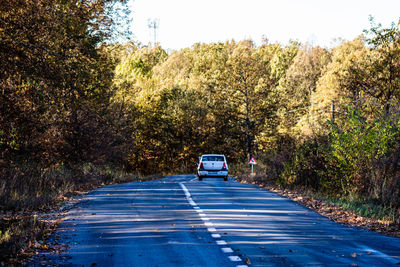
111,40,298,172
110,17,400,209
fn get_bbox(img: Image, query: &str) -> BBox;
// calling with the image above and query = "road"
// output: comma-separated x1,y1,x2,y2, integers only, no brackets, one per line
30,175,400,266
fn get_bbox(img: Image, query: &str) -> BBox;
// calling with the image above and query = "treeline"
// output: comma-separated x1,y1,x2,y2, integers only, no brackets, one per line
0,0,132,210
113,18,400,210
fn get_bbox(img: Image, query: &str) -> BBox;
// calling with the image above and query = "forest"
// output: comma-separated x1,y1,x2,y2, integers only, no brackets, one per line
1,0,400,259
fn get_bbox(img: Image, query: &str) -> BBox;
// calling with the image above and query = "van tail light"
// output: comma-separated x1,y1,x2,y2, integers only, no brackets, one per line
222,162,227,170
200,162,204,170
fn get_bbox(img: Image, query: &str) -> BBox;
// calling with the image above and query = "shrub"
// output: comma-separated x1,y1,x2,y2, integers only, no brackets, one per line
278,137,328,190
326,106,400,205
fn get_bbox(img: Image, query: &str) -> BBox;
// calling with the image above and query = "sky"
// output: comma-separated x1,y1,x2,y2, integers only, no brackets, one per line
129,0,400,50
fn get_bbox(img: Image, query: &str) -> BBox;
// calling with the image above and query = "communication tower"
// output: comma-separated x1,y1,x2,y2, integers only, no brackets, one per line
148,18,159,46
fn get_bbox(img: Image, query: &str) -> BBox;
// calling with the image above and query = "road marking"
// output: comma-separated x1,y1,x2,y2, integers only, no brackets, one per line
228,256,242,261
181,184,190,197
222,247,234,253
179,182,246,265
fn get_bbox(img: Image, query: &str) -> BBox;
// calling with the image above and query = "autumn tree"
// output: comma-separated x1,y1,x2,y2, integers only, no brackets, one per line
0,0,130,165
363,16,400,114
276,45,331,138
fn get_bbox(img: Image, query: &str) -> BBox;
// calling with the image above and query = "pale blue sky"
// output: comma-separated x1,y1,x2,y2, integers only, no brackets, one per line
129,0,400,50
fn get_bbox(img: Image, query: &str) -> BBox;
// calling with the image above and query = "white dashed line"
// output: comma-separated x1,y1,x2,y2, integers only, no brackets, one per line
228,256,242,261
179,182,246,265
222,247,234,253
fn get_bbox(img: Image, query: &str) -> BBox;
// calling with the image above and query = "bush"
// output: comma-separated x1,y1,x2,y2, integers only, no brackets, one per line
326,106,400,205
278,137,328,190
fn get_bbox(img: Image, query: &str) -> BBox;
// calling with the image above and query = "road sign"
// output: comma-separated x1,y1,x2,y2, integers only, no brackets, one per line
248,157,257,165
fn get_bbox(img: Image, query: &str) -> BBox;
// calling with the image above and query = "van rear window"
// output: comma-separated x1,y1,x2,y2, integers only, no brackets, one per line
202,156,224,161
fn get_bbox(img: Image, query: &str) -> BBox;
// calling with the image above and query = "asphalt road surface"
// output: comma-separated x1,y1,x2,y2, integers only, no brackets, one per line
30,175,400,266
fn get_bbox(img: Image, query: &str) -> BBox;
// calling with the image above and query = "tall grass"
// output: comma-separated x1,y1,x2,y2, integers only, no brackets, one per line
0,162,140,211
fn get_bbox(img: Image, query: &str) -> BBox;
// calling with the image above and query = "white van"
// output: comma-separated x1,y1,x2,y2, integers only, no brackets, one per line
197,154,228,181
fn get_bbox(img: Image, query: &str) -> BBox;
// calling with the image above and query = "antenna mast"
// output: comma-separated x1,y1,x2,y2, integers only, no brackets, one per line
148,18,159,46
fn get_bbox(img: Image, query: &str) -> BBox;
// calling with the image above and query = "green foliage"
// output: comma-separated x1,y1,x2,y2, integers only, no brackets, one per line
326,107,400,200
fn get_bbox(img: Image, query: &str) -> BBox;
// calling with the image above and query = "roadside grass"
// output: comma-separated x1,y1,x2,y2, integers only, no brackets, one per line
322,195,400,223
0,162,149,264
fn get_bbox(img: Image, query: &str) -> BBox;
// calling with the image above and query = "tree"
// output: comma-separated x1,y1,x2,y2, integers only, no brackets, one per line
304,37,370,135
0,0,130,165
277,45,331,138
364,16,400,114
226,40,272,159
